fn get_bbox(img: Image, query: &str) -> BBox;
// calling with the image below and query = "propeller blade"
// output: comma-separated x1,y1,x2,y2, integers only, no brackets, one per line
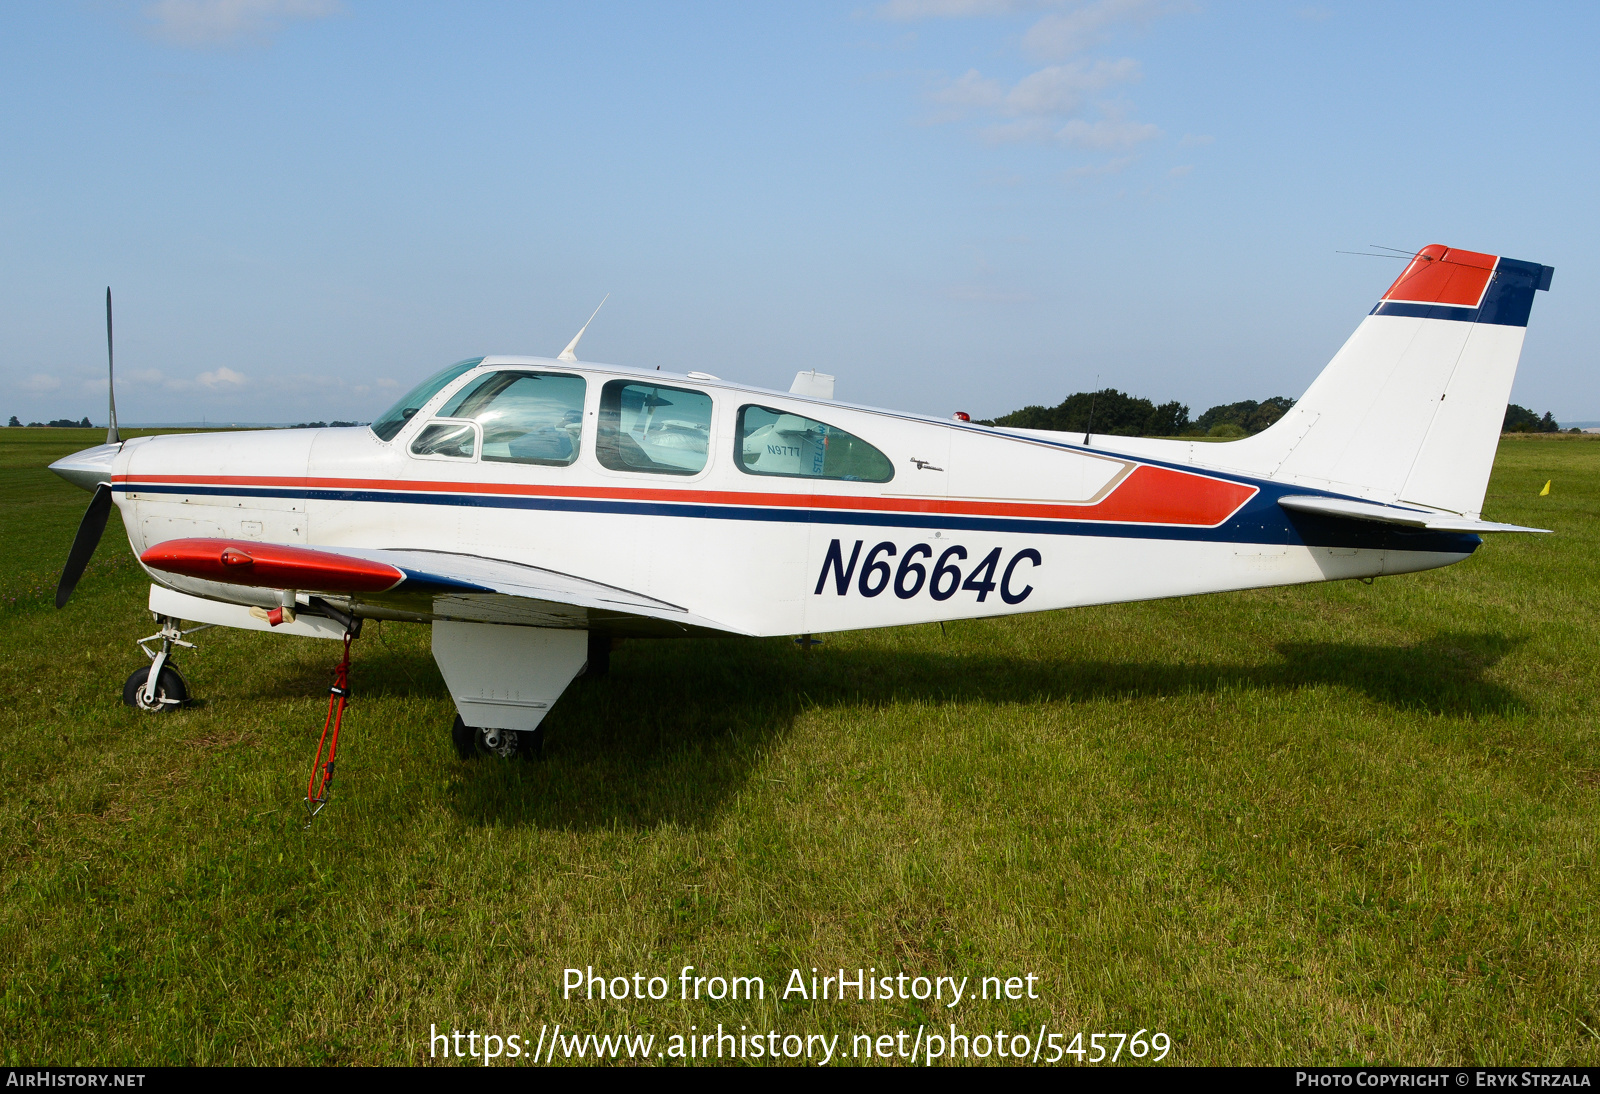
55,482,114,609
106,288,120,445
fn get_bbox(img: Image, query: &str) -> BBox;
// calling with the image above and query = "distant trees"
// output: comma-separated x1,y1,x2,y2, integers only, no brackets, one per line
990,390,1296,438
990,390,1567,438
292,421,366,429
1193,397,1296,436
992,390,1191,437
13,416,97,428
1503,404,1561,433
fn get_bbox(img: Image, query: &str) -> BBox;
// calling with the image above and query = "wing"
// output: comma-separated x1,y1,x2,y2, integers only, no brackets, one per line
138,538,743,636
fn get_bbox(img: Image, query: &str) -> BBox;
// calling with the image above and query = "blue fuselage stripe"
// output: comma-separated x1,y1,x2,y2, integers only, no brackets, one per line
116,481,1480,554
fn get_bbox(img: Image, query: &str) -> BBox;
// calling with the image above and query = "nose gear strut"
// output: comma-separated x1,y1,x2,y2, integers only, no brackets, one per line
129,616,210,711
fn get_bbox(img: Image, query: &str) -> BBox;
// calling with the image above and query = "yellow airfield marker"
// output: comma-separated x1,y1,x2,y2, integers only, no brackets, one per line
1539,480,1552,496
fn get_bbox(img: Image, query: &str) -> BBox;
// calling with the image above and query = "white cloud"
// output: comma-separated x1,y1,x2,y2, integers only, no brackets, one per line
879,0,1042,19
1021,0,1171,59
196,367,246,389
979,118,1056,144
880,0,1179,58
1057,116,1160,148
21,374,62,394
943,285,1038,303
1063,155,1137,179
916,0,1181,170
931,69,1007,113
1010,59,1139,113
142,0,340,48
933,59,1142,128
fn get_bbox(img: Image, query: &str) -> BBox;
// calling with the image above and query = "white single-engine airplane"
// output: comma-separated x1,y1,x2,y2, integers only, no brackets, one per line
49,245,1554,798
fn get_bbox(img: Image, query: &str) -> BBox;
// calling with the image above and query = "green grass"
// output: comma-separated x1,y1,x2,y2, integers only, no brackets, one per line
2,428,1598,1066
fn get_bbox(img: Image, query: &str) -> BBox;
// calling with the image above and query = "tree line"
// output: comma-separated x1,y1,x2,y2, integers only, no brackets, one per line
983,392,1570,437
8,415,91,428
982,391,1296,438
1501,404,1567,433
4,416,368,429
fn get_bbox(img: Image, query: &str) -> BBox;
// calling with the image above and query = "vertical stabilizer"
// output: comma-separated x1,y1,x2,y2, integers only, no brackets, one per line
1221,245,1553,517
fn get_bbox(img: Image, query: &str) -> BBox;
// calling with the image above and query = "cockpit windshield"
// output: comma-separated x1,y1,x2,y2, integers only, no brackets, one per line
370,358,484,442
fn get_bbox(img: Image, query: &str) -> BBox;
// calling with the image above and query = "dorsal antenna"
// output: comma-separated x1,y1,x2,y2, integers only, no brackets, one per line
557,294,610,362
106,288,121,445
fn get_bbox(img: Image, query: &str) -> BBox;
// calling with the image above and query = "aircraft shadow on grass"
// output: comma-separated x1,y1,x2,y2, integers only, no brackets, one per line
288,627,1526,831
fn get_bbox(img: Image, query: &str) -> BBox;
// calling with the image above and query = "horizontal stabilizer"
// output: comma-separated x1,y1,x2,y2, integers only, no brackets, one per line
1278,495,1549,534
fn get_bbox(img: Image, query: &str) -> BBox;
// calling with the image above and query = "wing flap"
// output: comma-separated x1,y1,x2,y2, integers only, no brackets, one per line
1278,495,1549,534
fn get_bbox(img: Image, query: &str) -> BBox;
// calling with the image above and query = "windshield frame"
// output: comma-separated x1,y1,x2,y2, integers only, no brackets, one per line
369,358,485,442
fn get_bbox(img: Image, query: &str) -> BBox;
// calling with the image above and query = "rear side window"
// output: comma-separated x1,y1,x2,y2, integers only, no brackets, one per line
370,357,483,441
436,370,586,466
736,405,894,482
596,380,713,475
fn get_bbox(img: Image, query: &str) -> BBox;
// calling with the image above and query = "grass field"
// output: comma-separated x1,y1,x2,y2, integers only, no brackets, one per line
2,426,1597,1066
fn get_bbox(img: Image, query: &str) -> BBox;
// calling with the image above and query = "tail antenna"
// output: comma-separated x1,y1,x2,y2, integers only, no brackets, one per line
105,288,121,445
557,293,610,362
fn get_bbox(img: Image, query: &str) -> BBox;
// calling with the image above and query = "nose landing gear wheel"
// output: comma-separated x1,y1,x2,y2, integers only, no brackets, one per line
452,714,543,761
122,665,188,712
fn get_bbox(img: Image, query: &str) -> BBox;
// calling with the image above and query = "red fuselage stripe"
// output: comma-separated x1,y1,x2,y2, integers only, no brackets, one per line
115,462,1258,528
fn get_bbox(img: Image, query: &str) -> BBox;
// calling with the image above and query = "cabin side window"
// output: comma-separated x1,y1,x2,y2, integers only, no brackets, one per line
409,420,479,460
595,380,713,476
430,370,587,466
734,405,894,483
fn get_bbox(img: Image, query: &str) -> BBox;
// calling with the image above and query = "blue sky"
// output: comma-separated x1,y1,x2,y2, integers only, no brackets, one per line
2,1,1595,426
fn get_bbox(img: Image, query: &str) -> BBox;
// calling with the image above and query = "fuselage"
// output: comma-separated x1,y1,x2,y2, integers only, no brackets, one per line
102,356,1477,637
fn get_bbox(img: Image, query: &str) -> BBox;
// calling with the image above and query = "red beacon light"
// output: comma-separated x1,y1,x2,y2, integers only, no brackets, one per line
951,411,971,422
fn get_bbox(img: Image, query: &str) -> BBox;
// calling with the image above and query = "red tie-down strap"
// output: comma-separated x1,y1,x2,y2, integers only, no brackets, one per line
305,630,353,822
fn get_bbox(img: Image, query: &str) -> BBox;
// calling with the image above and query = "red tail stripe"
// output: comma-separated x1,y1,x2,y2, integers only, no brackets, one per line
1381,243,1498,307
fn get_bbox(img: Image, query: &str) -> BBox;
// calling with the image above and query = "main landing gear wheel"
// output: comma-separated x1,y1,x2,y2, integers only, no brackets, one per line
122,665,188,712
452,714,543,762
